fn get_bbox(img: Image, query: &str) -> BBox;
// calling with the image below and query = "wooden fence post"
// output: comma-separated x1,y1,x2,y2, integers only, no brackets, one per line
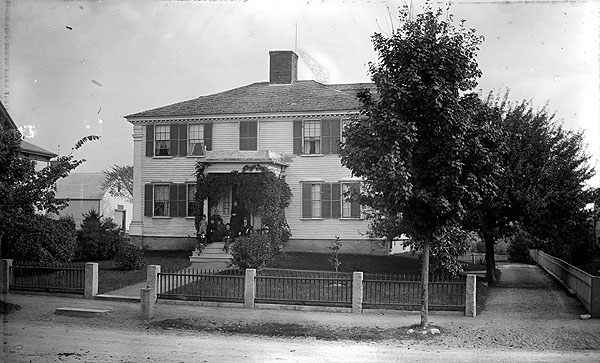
352,271,363,313
147,265,161,302
245,269,256,309
0,259,13,294
465,274,476,317
84,262,98,299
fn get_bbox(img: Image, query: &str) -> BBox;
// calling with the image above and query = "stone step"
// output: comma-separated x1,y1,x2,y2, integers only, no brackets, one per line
55,307,111,318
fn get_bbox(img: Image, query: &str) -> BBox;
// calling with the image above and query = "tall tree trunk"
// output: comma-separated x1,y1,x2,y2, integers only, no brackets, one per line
484,233,497,286
420,239,430,328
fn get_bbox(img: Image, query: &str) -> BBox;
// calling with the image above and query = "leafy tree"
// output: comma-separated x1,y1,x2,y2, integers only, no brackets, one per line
76,209,125,261
101,165,133,203
9,215,77,263
340,5,489,327
0,128,99,259
473,94,596,268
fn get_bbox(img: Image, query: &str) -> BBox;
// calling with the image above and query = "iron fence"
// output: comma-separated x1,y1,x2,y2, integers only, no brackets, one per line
363,273,466,310
255,268,353,307
9,261,85,294
157,268,245,302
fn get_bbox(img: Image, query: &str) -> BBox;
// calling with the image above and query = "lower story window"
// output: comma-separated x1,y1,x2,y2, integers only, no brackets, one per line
302,181,360,219
187,184,197,217
154,184,170,216
311,184,322,218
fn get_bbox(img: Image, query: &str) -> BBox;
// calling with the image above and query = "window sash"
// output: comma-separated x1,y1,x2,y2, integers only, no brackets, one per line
342,183,352,218
311,184,322,218
187,184,197,217
155,125,170,156
188,124,204,156
303,120,321,154
154,184,170,216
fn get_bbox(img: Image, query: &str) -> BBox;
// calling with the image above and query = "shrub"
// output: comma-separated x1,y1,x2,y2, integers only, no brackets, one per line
76,210,125,261
230,233,282,269
494,238,509,255
115,243,146,271
8,214,77,263
507,228,533,263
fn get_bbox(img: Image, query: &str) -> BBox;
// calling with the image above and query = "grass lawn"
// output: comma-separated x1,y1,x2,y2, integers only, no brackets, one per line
267,252,486,275
97,250,192,294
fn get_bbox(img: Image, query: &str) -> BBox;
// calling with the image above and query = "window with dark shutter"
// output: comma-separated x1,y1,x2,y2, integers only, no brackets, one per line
321,183,332,218
239,121,257,151
144,184,153,216
204,123,213,151
170,125,179,157
179,124,188,157
332,183,341,218
301,182,312,218
293,120,303,154
321,119,341,155
341,182,361,218
145,125,154,157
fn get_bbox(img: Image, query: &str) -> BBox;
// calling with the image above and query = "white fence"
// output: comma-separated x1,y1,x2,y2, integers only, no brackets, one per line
530,249,600,317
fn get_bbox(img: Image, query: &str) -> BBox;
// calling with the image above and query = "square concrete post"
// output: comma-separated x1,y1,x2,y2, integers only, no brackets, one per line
140,288,155,320
465,274,477,317
244,269,256,309
0,259,13,294
352,271,363,313
147,265,161,302
590,276,600,318
84,262,98,299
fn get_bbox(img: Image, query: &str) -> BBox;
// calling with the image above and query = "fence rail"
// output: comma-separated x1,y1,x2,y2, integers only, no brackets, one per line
9,263,85,294
256,270,353,306
530,249,600,317
157,268,245,302
363,274,466,310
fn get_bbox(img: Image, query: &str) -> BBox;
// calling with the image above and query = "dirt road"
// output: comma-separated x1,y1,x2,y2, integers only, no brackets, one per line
2,263,600,362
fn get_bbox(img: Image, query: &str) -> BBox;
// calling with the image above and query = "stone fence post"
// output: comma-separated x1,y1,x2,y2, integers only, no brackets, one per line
84,262,98,299
147,265,161,302
465,274,476,317
140,288,155,320
0,259,13,294
245,269,256,309
352,272,363,313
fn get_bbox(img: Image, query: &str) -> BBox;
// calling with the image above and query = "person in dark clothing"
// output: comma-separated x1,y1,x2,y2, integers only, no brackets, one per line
207,218,220,243
229,200,243,236
239,217,253,237
223,223,235,253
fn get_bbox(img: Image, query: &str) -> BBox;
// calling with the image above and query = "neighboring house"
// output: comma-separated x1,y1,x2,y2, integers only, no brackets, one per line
125,50,388,254
54,173,133,231
1,100,57,167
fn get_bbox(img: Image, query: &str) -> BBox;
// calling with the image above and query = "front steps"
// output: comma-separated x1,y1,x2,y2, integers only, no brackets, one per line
189,241,233,269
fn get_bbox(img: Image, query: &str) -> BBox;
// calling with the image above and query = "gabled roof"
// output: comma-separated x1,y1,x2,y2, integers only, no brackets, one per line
55,173,107,200
20,140,57,160
126,80,374,119
0,99,18,130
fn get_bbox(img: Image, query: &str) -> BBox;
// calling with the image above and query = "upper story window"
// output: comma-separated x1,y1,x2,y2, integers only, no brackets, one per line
145,123,212,158
155,125,171,156
303,120,321,154
293,119,341,156
188,124,205,156
239,121,257,151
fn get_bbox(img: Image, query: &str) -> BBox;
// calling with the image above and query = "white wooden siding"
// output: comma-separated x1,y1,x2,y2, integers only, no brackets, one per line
259,120,293,153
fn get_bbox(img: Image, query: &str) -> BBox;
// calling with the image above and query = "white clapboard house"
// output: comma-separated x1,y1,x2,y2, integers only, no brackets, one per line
125,50,390,255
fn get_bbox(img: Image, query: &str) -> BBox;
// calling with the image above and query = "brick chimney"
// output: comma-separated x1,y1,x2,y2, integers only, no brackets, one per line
269,50,298,84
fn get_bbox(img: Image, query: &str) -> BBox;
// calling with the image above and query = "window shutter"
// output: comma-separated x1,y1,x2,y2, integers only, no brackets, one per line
321,183,332,218
301,182,312,218
293,120,302,154
204,123,213,151
239,121,247,150
170,124,179,156
144,184,153,217
321,119,331,155
145,125,154,157
350,182,361,218
332,182,341,219
178,183,187,217
179,124,187,157
249,121,257,150
331,118,340,154
169,184,177,217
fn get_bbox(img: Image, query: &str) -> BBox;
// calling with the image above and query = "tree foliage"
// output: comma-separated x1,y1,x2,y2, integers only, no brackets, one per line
9,215,77,263
468,93,597,267
0,127,99,260
340,5,489,327
76,209,126,261
101,164,133,203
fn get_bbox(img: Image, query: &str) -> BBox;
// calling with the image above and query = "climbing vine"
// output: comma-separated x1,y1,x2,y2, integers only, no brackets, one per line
194,162,292,251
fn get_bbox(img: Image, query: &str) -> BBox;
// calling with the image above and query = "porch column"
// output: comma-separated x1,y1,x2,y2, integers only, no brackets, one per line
129,126,144,241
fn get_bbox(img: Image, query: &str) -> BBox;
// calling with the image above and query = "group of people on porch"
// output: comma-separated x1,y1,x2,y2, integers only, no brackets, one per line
197,200,254,252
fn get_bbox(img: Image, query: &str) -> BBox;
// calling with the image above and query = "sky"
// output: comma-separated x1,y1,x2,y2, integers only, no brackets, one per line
2,0,599,186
